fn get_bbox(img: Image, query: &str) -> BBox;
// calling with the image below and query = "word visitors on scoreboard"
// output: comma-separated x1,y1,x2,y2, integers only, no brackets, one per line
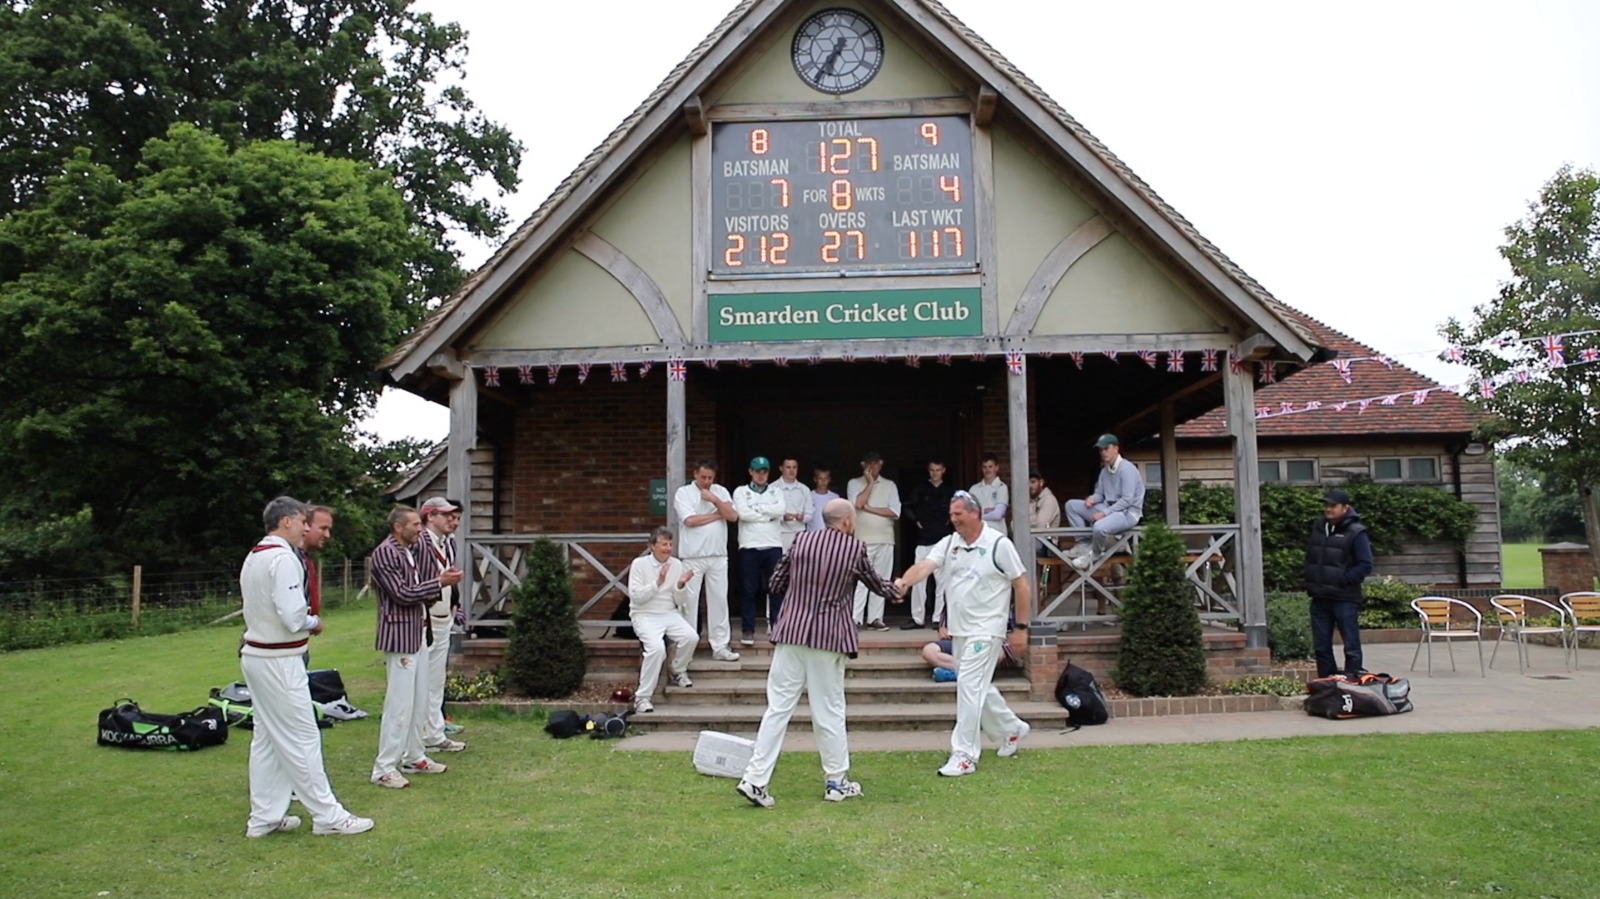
710,116,976,275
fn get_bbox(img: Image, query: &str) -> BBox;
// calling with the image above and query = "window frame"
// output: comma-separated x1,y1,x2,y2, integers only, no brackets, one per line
1371,455,1444,485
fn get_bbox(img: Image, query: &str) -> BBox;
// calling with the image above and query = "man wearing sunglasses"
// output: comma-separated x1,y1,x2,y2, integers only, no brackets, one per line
895,492,1031,777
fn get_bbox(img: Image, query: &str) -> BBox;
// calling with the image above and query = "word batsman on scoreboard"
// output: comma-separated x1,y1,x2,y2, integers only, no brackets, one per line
710,116,976,276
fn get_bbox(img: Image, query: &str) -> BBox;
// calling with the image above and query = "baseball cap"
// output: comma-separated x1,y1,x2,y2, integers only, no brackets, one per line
748,456,771,470
1028,468,1042,479
419,496,460,516
1094,433,1120,448
1322,489,1353,506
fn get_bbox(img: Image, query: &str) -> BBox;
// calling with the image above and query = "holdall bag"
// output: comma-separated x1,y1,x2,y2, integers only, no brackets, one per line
97,698,229,751
1304,673,1414,719
208,683,257,729
1054,662,1111,730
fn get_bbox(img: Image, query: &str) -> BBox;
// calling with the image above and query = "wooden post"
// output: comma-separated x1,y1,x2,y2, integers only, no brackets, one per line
448,372,478,621
667,370,687,529
130,565,142,629
1007,357,1035,620
342,557,352,603
1160,397,1180,526
1224,353,1267,647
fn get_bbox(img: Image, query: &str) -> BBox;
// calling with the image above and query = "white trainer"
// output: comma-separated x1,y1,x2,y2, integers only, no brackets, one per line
997,721,1031,758
426,738,467,753
371,771,410,789
736,779,775,808
245,815,301,838
712,647,742,662
634,698,655,713
313,815,375,836
673,672,694,688
823,779,863,802
399,758,447,775
937,753,977,777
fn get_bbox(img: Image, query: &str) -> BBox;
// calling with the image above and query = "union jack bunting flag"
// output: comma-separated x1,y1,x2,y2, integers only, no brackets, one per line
1166,350,1184,373
1357,398,1373,413
841,353,856,364
1069,352,1085,369
872,354,888,363
1201,349,1219,372
1412,390,1429,405
576,363,591,384
937,354,952,365
1005,352,1024,375
1255,407,1270,419
1377,354,1395,370
1380,394,1398,406
1582,347,1600,363
610,362,627,382
517,364,534,385
668,359,687,382
1332,359,1353,384
969,352,987,363
737,358,752,368
1102,349,1119,361
807,355,822,365
1543,335,1565,366
637,361,653,379
1258,363,1276,384
702,358,719,370
1136,350,1157,368
1038,351,1053,359
1514,370,1532,383
1228,355,1245,375
774,357,789,367
1333,401,1350,412
546,364,560,385
1442,346,1465,363
1478,379,1494,398
481,366,500,387
1304,401,1323,411
1279,401,1296,414
1491,337,1508,348
905,355,920,368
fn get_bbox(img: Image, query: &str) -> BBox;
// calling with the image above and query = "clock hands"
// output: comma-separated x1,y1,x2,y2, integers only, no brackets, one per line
814,36,848,79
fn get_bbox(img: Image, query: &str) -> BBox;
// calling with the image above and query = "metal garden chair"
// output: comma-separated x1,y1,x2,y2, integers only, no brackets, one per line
1409,597,1484,676
1559,592,1600,669
1488,594,1570,673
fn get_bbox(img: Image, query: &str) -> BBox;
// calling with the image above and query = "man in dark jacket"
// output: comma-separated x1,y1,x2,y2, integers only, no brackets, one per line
1303,489,1374,678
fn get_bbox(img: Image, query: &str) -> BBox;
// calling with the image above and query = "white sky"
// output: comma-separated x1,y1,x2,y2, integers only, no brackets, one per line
366,0,1600,444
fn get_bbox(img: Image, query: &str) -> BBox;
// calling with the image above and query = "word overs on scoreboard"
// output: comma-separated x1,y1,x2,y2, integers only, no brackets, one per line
710,116,976,275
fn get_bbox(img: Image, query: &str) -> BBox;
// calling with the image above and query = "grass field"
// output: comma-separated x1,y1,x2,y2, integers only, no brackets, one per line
3,600,1597,897
1501,542,1544,587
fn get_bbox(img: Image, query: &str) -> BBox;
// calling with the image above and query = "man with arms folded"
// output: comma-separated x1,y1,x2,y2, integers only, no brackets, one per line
239,495,372,837
673,461,742,662
417,496,467,755
733,456,787,645
773,457,814,552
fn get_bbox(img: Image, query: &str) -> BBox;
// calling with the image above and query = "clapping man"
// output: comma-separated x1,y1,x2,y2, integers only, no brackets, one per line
774,457,814,552
736,500,898,809
627,527,699,713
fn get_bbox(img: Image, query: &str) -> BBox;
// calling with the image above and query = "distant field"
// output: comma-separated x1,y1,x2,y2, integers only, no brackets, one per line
1501,542,1543,587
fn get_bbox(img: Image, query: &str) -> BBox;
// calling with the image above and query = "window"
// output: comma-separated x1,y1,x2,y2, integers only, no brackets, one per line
1144,461,1163,484
1260,460,1317,483
1373,456,1442,483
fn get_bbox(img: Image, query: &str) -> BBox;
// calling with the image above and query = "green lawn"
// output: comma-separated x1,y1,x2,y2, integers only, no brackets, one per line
3,601,1597,897
1501,542,1544,588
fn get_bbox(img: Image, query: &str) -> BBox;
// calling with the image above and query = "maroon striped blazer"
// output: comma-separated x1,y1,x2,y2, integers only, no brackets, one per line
370,535,444,654
768,527,895,656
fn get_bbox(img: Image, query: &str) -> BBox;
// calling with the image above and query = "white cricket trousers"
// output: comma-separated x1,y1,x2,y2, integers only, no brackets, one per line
240,654,353,833
949,634,1024,761
681,556,732,652
421,614,452,747
909,544,946,625
742,643,850,787
372,645,431,779
853,543,894,623
632,610,697,701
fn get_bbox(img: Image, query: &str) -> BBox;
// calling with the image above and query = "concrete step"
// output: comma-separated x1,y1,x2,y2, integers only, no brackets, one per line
653,675,1031,706
589,654,958,683
627,700,1075,734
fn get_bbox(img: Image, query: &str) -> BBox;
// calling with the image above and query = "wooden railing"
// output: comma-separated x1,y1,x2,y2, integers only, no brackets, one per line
1033,524,1240,627
463,533,649,628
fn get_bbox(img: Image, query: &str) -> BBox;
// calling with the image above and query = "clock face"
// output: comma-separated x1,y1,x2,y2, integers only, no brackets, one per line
792,9,884,95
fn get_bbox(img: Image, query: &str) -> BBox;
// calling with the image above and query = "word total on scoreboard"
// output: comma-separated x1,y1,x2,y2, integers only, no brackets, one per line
710,115,976,276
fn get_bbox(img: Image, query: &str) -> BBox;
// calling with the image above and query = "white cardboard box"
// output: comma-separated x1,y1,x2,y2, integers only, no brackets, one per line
693,730,755,778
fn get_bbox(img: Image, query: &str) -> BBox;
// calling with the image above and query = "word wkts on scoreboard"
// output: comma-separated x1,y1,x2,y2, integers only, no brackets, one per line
710,116,975,276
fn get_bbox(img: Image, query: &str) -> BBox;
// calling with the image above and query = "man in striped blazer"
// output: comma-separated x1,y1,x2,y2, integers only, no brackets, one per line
369,506,462,789
735,499,899,809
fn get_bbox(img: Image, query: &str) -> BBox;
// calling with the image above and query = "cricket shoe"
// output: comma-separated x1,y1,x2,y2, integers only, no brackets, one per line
736,779,775,809
400,758,447,775
313,815,375,836
937,753,977,777
823,779,863,802
997,721,1030,758
371,772,410,789
245,816,301,838
426,738,467,753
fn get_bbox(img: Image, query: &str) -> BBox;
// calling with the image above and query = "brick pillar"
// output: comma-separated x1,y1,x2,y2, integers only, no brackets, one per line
1027,623,1062,702
1539,543,1596,598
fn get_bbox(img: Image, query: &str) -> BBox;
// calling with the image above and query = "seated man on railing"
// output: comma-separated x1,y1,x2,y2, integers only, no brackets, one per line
1063,434,1145,569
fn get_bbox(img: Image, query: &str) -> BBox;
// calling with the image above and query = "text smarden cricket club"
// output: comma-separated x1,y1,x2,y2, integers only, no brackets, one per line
718,299,972,328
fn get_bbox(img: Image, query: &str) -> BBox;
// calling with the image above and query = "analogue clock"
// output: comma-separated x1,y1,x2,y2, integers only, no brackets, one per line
791,9,884,95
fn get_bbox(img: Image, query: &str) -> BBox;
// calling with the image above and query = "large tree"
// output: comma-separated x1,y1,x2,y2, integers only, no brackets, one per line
1443,165,1600,575
0,125,428,574
0,0,520,297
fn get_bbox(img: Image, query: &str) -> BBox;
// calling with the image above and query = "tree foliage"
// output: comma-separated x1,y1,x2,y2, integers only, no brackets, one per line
502,539,588,699
0,125,428,574
1498,459,1585,543
1443,165,1600,574
1113,521,1208,696
0,0,521,297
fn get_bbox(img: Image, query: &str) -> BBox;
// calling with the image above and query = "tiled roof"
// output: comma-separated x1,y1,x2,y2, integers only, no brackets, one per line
381,0,1315,374
1176,312,1483,438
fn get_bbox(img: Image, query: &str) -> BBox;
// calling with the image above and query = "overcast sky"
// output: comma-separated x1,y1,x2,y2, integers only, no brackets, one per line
369,0,1600,443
